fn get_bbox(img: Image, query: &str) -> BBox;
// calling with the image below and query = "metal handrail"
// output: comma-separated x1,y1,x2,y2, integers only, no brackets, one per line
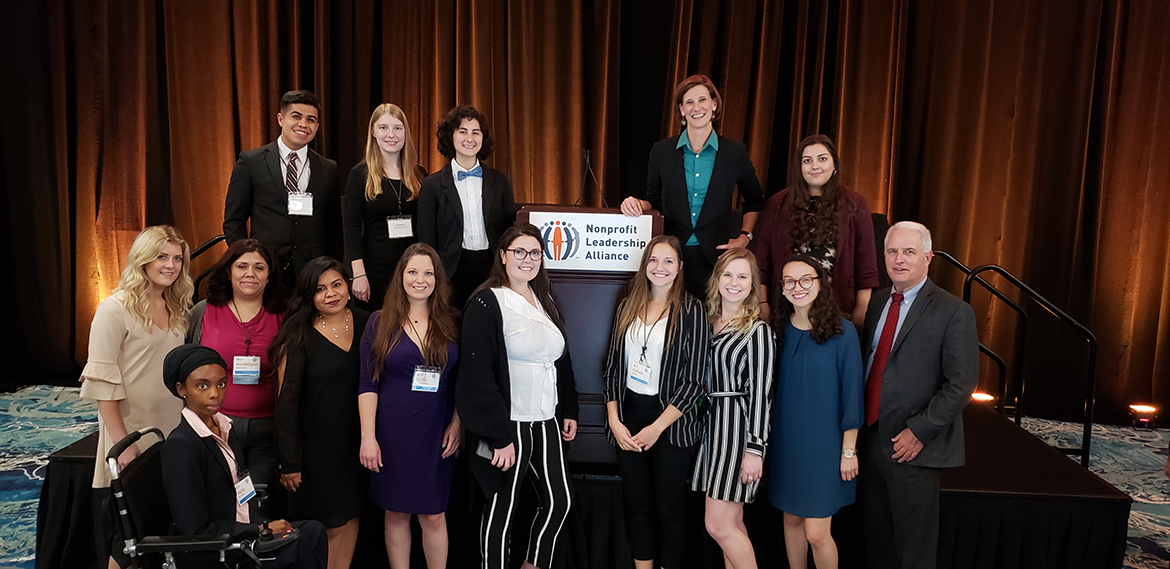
191,235,226,304
964,264,1097,467
979,344,1008,415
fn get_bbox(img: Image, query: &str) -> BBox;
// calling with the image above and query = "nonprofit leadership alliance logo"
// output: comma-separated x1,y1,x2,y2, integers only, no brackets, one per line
540,220,581,261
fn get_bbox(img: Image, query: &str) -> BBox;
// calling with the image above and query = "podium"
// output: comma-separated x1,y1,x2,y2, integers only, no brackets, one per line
518,205,663,464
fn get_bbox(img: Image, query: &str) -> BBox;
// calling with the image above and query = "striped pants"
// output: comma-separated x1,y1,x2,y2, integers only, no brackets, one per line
480,419,572,569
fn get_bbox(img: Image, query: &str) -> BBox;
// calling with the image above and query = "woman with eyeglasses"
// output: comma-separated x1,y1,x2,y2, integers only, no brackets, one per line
767,255,863,569
754,135,878,328
456,222,578,569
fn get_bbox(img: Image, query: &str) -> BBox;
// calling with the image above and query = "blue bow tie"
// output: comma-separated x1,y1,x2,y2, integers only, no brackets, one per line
457,165,483,181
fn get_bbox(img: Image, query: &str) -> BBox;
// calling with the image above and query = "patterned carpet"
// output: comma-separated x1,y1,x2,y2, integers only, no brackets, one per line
0,385,1167,568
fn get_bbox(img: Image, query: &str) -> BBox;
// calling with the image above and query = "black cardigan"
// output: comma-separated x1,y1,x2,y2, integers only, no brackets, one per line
602,294,710,448
455,288,578,495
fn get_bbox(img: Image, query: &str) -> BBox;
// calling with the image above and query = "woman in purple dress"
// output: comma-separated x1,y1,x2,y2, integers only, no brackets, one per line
358,243,461,569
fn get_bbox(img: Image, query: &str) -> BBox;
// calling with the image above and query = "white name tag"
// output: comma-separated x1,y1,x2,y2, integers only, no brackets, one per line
235,474,256,505
233,355,261,385
628,360,652,386
288,193,313,216
387,215,413,238
411,365,442,392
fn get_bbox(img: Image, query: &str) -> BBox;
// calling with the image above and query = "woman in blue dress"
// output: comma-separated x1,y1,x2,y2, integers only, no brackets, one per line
358,243,461,569
768,254,863,569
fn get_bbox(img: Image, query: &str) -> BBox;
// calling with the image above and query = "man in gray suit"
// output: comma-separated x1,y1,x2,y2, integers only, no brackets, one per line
859,221,979,569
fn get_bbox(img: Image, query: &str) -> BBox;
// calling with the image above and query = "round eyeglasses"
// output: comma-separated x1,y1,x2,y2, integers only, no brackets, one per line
506,248,544,261
781,276,819,290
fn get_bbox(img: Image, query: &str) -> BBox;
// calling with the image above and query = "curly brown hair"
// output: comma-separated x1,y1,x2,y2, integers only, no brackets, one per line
436,105,494,160
770,254,843,344
784,135,856,250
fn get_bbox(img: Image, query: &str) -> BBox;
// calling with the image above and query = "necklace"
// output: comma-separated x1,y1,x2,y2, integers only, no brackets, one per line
317,309,351,339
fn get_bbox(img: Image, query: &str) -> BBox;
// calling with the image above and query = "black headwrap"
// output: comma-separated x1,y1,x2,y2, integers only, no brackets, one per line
162,344,227,398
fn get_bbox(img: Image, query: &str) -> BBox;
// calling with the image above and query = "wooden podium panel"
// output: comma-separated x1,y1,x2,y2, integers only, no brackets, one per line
518,205,662,463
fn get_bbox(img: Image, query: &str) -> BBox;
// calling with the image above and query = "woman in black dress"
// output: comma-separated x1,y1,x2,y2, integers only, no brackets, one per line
345,103,426,311
271,257,370,569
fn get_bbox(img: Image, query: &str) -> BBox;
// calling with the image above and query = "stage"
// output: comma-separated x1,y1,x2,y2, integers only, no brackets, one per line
33,395,1131,568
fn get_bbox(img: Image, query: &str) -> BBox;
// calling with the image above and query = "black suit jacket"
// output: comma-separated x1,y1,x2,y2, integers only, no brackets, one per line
646,134,765,265
417,162,518,278
161,414,257,540
861,278,979,469
223,141,342,276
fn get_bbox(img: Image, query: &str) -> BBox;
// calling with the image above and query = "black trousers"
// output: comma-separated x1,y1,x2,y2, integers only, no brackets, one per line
681,245,715,300
858,424,941,569
480,419,572,569
614,390,694,568
452,248,495,310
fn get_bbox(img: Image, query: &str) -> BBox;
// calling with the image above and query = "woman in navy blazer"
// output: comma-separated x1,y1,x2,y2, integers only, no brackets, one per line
621,74,765,297
417,106,518,309
160,343,326,568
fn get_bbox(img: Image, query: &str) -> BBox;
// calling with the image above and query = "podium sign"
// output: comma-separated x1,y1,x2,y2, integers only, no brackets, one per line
528,210,654,272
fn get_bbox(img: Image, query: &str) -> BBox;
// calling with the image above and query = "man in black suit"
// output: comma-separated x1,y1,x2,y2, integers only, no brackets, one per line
223,90,341,287
859,221,979,569
417,105,517,308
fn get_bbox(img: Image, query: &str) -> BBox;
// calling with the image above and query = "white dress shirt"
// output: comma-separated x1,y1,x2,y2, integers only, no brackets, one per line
493,287,565,422
277,138,311,194
624,315,667,395
452,158,489,250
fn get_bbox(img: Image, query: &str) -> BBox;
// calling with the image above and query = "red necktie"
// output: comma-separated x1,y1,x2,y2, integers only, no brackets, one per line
865,292,904,426
286,153,299,194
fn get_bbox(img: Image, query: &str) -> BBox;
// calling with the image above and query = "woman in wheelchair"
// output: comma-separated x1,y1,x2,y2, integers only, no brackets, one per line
160,343,328,568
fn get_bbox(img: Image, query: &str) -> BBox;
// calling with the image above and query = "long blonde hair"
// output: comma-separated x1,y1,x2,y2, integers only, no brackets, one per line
705,248,762,334
364,103,421,201
115,225,194,333
614,235,687,341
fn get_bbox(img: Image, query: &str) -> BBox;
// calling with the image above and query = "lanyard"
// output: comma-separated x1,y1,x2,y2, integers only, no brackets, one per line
230,299,257,356
387,178,405,211
637,306,667,363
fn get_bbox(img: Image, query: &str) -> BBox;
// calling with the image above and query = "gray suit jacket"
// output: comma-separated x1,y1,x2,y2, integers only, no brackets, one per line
862,278,979,469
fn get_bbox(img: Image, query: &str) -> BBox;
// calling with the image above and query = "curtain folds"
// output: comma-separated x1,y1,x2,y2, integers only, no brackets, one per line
1,0,1167,422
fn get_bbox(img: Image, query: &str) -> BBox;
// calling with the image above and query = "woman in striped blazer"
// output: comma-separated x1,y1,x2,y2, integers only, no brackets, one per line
691,247,777,569
603,235,711,569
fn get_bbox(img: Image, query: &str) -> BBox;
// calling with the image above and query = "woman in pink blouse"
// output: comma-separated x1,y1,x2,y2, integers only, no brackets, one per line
187,238,288,519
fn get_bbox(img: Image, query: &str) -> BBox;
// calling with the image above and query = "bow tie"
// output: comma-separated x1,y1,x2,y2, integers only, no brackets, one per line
457,165,484,181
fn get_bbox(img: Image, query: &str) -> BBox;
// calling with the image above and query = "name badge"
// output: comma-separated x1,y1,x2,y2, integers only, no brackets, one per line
387,215,413,238
287,193,313,216
628,361,652,386
235,474,256,506
411,365,442,392
233,355,261,385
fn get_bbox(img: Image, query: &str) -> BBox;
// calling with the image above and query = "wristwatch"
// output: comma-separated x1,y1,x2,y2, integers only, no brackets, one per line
841,448,856,459
740,230,754,241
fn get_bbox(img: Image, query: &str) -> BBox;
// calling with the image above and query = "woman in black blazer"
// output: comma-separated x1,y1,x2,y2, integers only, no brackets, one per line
602,235,710,569
417,105,518,309
160,343,326,569
621,74,765,298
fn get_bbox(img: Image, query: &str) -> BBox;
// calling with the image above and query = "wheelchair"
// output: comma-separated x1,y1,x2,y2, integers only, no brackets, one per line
105,427,301,569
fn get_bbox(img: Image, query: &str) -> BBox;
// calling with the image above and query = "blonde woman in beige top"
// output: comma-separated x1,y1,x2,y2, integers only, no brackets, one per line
80,225,193,568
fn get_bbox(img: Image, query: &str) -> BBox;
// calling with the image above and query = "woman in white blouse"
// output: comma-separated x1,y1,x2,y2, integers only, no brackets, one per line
456,222,579,569
80,225,193,568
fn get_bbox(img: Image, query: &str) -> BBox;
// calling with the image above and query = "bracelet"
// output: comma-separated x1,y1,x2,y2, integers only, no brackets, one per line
353,274,366,279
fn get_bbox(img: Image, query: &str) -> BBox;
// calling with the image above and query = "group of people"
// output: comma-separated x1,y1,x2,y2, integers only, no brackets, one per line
81,76,978,569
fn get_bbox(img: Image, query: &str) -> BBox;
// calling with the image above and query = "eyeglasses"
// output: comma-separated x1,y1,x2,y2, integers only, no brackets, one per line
781,276,819,290
506,248,543,261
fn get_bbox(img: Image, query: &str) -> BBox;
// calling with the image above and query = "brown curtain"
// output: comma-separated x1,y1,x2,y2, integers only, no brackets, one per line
2,0,1167,423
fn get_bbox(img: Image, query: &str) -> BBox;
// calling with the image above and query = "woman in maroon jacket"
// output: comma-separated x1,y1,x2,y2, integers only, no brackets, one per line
755,135,879,328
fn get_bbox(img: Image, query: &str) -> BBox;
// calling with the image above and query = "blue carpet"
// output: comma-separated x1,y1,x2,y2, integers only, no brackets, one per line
0,386,98,569
2,386,1168,568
